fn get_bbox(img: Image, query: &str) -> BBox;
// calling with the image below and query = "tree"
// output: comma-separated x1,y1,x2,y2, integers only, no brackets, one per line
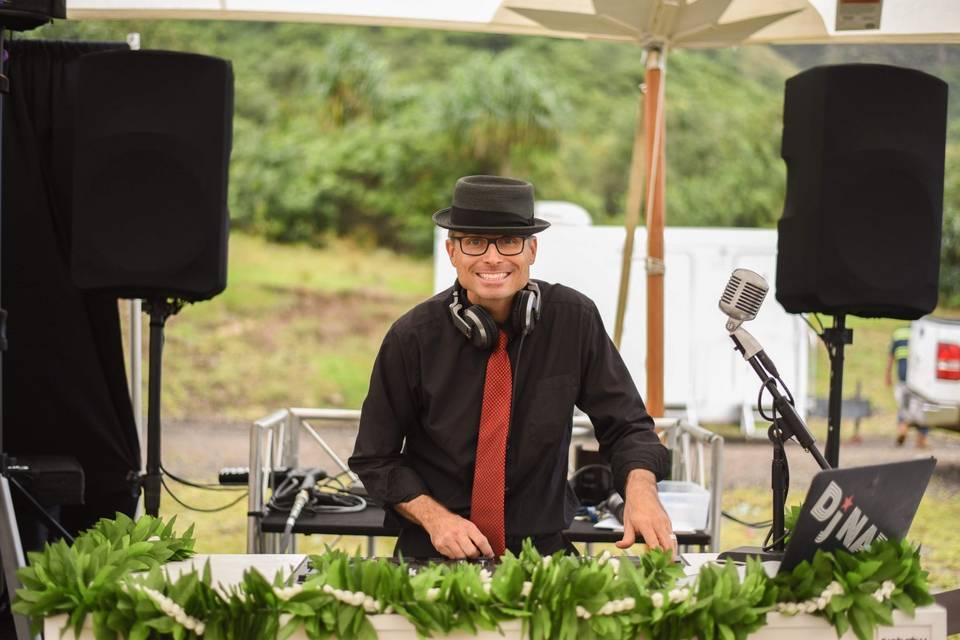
432,49,566,176
311,33,389,127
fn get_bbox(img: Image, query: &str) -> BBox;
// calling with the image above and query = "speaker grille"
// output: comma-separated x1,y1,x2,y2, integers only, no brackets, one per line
776,64,946,319
70,50,234,301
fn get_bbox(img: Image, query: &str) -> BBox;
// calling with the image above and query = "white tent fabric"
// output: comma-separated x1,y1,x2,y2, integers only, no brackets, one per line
65,1,960,46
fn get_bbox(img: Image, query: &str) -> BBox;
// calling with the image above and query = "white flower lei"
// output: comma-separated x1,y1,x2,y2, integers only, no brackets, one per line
777,580,847,616
128,584,205,635
321,583,382,613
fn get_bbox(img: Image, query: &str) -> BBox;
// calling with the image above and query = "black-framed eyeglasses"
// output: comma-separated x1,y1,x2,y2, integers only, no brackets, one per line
453,235,527,256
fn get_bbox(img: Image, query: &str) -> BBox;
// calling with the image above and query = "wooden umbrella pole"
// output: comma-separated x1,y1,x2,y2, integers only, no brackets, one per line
612,57,649,349
644,47,667,418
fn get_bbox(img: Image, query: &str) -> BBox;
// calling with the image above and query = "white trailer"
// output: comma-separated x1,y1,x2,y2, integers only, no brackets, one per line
433,217,810,431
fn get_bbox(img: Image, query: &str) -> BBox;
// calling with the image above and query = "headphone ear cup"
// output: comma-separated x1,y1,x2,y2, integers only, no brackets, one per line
512,287,538,336
463,305,498,350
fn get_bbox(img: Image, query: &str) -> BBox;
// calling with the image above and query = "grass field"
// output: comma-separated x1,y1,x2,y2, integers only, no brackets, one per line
150,232,960,594
145,233,433,420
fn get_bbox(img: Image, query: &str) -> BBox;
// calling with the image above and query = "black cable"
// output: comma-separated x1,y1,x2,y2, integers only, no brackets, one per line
775,375,796,405
318,471,352,491
7,476,75,544
720,510,773,528
761,401,790,554
813,313,825,334
161,477,248,513
568,463,614,482
802,313,825,338
160,463,244,491
763,526,791,552
772,403,790,504
506,331,525,460
266,473,365,515
758,383,773,422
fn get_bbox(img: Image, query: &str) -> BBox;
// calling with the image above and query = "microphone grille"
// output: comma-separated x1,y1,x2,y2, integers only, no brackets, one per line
721,275,741,306
737,281,766,316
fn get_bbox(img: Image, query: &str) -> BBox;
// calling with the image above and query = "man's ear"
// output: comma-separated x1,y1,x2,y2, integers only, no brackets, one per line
445,238,456,264
528,236,538,264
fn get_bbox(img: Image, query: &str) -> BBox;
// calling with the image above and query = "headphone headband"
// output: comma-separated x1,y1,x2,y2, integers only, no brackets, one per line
447,280,540,349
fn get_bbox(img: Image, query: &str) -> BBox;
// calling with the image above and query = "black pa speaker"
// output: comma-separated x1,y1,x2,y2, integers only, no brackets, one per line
70,50,233,302
776,64,947,320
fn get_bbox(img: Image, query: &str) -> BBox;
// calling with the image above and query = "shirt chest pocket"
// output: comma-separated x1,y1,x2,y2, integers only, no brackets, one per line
523,373,578,444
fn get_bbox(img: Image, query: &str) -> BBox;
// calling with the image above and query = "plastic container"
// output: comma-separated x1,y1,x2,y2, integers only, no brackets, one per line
657,480,711,532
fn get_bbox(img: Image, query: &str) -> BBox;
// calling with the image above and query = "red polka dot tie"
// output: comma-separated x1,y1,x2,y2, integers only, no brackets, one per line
470,330,511,556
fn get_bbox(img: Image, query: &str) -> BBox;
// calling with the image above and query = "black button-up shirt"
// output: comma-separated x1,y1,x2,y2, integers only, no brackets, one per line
349,280,670,537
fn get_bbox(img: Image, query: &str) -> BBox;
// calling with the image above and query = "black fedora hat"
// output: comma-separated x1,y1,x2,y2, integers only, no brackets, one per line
432,175,551,235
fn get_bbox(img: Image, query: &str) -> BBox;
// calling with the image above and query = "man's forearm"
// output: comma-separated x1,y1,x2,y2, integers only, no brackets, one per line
615,468,675,552
625,468,659,501
394,494,456,529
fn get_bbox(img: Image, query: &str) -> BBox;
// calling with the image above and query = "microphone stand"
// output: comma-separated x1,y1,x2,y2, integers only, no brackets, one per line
718,327,831,563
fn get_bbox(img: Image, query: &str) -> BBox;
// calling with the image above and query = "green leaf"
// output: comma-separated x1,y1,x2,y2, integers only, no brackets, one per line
890,592,915,616
856,560,882,579
336,605,355,637
849,606,875,640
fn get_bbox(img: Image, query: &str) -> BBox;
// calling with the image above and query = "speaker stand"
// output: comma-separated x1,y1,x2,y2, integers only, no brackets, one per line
823,315,853,468
142,298,183,517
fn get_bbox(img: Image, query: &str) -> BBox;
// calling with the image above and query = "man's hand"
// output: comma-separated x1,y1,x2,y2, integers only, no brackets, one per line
615,469,676,556
395,495,494,559
424,512,495,559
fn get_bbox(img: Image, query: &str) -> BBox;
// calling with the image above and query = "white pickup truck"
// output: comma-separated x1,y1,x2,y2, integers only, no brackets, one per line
903,315,960,431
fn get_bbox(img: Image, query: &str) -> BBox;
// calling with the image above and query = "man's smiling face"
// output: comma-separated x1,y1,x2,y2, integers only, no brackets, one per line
446,233,538,309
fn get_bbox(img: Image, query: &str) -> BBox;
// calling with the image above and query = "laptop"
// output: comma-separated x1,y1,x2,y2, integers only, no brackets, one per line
778,457,936,572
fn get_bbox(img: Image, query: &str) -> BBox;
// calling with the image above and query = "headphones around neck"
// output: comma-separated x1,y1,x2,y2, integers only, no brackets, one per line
447,280,541,350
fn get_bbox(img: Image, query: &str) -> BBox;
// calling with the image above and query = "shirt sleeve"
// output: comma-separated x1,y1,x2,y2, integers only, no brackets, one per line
348,327,430,506
576,302,671,494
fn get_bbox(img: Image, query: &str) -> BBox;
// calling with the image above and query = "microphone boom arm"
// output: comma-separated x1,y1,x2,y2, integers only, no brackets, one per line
729,329,830,471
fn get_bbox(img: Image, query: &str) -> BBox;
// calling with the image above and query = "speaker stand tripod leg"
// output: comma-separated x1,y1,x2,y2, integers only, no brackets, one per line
0,476,39,640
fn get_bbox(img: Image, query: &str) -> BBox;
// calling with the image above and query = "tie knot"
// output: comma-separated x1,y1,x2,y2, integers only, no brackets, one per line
495,330,508,351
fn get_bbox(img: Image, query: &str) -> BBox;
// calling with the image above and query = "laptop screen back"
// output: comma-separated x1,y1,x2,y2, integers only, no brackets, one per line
779,457,935,572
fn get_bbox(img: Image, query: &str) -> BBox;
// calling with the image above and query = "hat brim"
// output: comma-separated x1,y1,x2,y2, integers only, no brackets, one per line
432,208,551,235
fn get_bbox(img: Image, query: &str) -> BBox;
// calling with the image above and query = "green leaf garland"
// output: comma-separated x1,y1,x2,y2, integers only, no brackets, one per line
13,515,934,640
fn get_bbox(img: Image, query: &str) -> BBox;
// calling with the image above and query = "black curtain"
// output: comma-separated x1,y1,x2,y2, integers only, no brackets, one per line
1,40,140,543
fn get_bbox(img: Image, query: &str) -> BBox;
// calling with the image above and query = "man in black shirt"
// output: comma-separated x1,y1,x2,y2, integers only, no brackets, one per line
349,175,673,559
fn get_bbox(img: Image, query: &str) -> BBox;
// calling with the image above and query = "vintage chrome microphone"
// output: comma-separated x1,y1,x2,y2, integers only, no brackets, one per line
718,269,828,468
719,269,782,379
719,268,768,332
718,269,829,562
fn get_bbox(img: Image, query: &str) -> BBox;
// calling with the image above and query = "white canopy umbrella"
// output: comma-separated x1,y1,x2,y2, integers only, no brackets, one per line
66,1,960,45
66,0,960,418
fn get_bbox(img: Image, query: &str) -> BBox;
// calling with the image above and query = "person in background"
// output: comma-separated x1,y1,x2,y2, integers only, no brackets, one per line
885,325,928,448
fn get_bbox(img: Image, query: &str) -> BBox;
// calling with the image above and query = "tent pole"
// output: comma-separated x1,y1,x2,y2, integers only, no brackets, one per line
125,33,145,489
644,47,667,417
